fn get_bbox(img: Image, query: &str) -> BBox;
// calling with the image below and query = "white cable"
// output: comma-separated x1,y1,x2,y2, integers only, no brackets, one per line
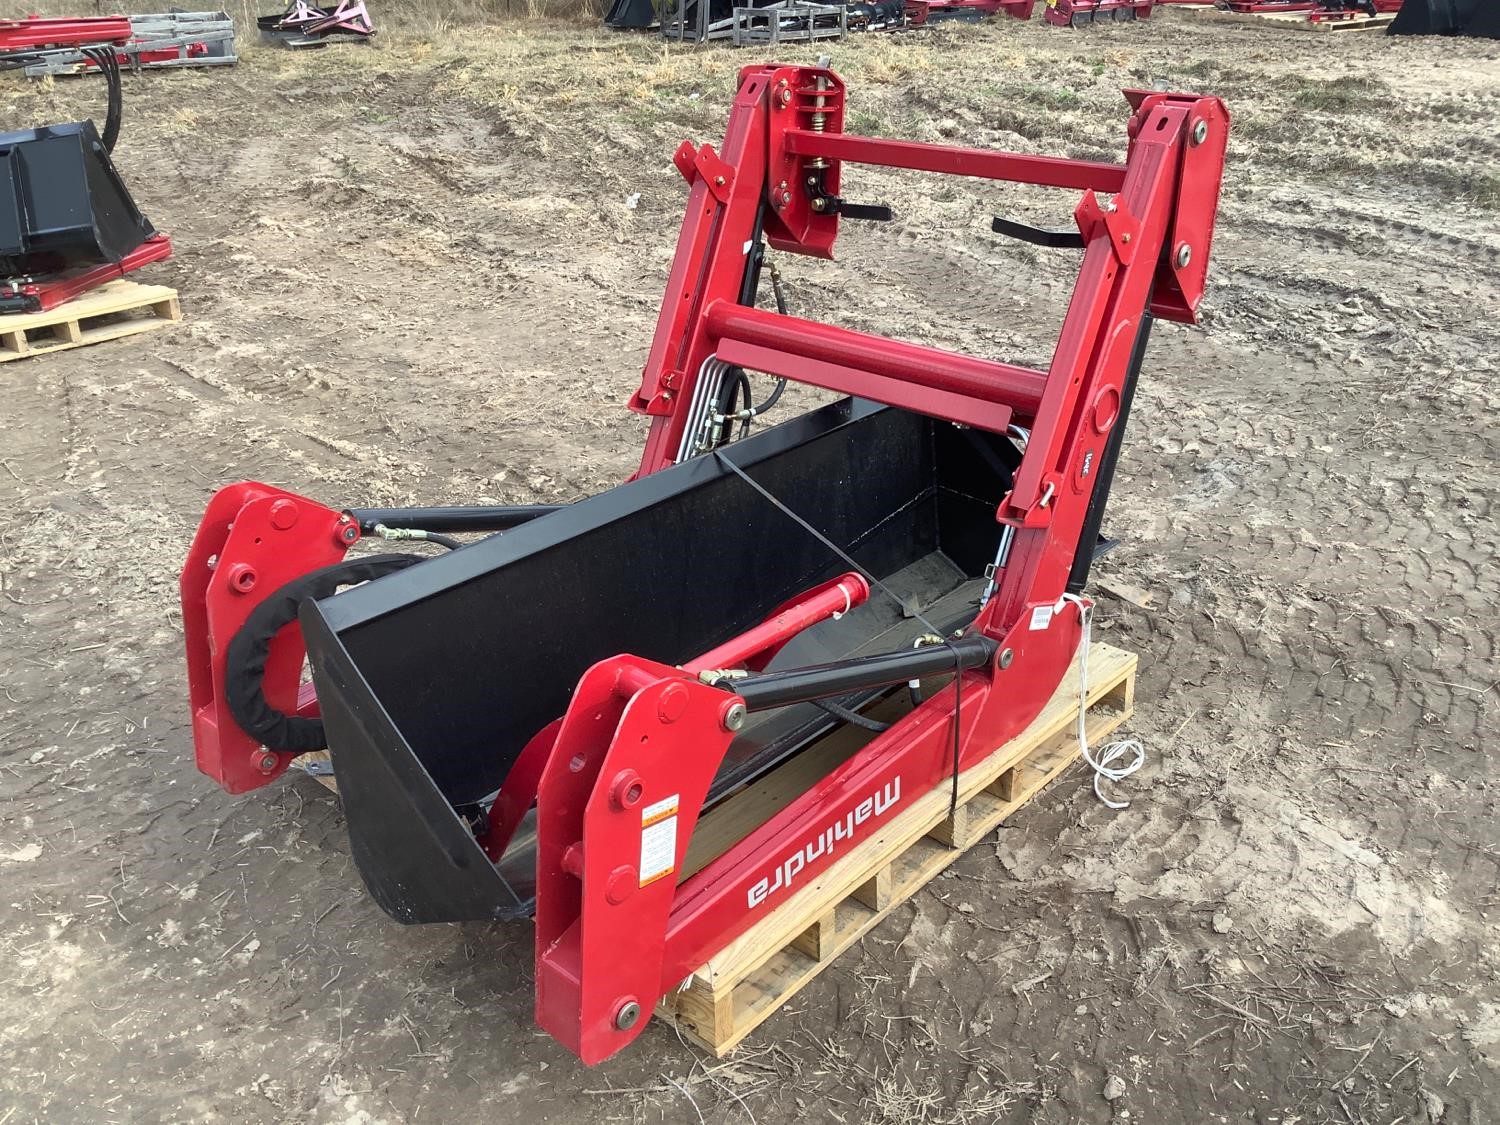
1059,593,1145,810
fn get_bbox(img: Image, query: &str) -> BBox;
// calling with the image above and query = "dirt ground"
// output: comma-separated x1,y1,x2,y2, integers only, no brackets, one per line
1,7,1497,1123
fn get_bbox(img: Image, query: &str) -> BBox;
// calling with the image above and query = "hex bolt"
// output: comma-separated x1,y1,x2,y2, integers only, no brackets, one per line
714,175,725,186
257,751,278,773
1192,120,1209,146
269,499,299,531
721,701,747,732
999,648,1014,669
1176,243,1193,268
614,1000,642,1031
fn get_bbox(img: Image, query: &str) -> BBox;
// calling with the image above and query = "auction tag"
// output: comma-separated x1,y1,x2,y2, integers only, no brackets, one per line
1029,604,1054,631
639,794,680,887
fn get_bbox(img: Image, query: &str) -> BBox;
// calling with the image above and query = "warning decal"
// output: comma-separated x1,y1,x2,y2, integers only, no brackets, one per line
639,794,680,887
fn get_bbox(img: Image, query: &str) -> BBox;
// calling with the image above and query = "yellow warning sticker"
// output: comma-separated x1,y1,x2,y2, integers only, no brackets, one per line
639,793,680,887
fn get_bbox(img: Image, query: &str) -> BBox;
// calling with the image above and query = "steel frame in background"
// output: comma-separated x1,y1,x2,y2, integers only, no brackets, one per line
18,13,237,76
904,0,1036,25
1042,0,1155,25
180,65,1229,1065
0,234,173,315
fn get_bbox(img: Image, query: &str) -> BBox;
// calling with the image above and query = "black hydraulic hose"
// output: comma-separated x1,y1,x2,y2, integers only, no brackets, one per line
85,47,122,154
814,696,892,733
345,504,564,535
735,634,997,712
741,262,790,428
425,532,462,550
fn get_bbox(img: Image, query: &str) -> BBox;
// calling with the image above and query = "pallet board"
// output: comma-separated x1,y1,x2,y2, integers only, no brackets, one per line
1189,6,1395,31
0,281,181,362
661,642,1137,1056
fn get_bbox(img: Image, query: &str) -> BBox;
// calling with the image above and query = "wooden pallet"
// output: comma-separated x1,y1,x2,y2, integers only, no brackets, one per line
1189,6,1395,31
296,750,339,793
0,281,181,363
660,642,1137,1056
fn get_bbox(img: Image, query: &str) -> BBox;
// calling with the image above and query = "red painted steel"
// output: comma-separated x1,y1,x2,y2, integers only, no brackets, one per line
177,63,1229,1066
7,234,173,313
536,67,1229,1061
482,572,870,865
0,16,133,51
683,572,870,675
783,130,1128,193
181,484,355,794
1216,0,1316,11
705,301,1048,420
905,0,1037,22
1041,0,1155,25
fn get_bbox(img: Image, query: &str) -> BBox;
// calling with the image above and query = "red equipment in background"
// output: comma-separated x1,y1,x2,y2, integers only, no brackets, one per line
181,64,1229,1064
0,235,173,314
1310,0,1402,18
258,0,375,46
1043,0,1154,24
904,0,1035,24
1213,0,1314,11
0,16,133,53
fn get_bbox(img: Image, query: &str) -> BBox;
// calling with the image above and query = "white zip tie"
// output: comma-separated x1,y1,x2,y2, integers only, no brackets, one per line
1060,593,1145,810
831,580,854,620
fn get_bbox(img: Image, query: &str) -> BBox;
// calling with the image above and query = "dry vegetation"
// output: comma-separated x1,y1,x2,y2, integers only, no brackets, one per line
1,6,1498,1124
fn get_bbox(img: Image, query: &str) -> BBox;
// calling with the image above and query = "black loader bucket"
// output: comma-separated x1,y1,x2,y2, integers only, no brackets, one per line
300,400,1019,924
1389,0,1500,35
0,121,157,278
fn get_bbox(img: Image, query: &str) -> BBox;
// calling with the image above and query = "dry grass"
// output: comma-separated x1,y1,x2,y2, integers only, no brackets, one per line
9,0,1498,211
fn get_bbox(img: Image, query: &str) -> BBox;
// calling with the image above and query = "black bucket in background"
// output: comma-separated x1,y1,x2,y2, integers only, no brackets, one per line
301,399,1017,923
0,121,156,277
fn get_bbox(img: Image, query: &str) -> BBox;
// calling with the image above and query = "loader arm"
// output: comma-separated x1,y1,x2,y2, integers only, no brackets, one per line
524,68,1229,1060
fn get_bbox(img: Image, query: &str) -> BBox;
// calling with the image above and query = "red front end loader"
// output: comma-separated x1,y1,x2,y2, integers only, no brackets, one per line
181,65,1229,1064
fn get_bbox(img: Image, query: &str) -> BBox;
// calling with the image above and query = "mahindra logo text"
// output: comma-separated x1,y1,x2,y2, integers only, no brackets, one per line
746,778,901,909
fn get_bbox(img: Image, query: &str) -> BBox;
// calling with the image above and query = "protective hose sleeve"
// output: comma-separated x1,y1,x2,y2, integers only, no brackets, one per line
224,554,422,752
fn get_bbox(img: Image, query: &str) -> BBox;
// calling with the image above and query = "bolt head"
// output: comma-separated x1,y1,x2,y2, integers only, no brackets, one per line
338,524,359,545
1176,243,1193,268
605,866,638,905
657,683,689,724
999,648,1014,670
714,175,725,186
721,701,747,733
1192,119,1209,146
269,499,299,531
614,999,642,1030
257,751,279,773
